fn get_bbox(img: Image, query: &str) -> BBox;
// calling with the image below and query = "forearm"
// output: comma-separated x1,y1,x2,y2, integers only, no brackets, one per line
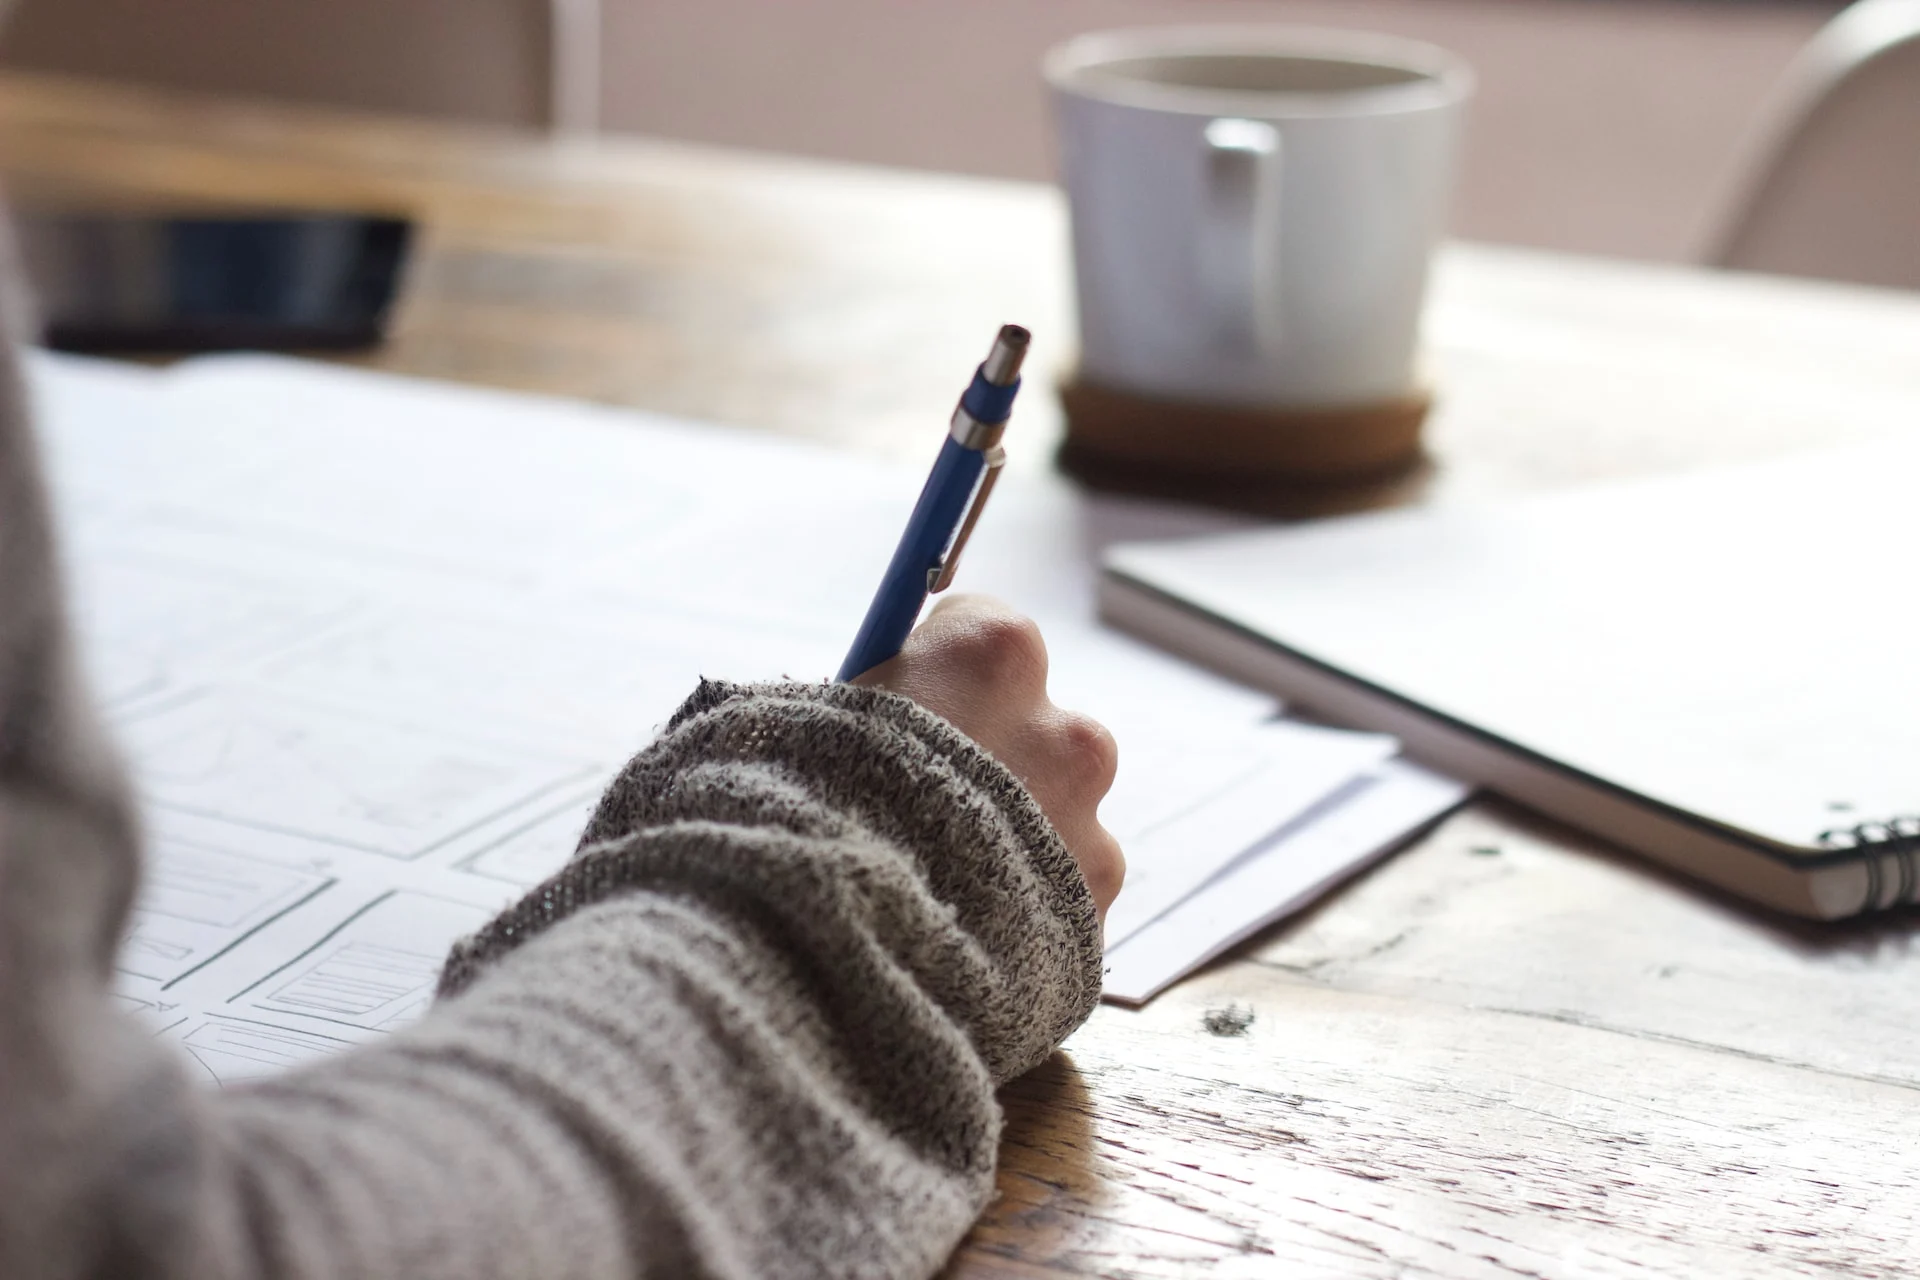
224,681,1100,1279
4,681,1102,1280
220,887,994,1279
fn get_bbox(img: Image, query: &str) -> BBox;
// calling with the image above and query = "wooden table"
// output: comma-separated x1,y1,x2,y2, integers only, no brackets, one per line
6,73,1920,1279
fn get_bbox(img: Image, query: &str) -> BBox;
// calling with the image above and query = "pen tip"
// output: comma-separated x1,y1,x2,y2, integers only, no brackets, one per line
983,324,1031,386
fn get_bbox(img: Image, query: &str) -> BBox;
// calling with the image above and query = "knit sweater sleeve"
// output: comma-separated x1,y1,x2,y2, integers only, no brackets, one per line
212,678,1103,1280
0,342,1104,1275
5,675,1106,1280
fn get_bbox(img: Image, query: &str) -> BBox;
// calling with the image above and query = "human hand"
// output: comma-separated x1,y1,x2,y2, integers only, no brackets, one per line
851,594,1125,921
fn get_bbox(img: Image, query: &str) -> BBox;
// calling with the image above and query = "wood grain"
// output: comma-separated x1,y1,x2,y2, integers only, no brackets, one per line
4,72,1919,1279
974,807,1920,1277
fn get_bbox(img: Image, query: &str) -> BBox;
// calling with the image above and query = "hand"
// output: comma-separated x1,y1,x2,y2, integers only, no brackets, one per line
851,594,1125,921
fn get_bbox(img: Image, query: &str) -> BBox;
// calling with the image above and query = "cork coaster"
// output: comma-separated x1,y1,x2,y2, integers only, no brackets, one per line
1057,374,1433,511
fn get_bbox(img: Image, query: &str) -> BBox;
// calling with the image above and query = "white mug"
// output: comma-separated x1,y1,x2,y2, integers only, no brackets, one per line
1047,28,1472,409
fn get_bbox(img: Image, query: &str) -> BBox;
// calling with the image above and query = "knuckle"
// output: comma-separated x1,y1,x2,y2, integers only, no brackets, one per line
953,612,1048,686
1082,831,1126,905
1057,712,1120,794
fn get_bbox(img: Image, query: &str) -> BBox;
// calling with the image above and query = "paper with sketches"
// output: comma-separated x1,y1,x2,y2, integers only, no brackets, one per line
30,349,1456,1066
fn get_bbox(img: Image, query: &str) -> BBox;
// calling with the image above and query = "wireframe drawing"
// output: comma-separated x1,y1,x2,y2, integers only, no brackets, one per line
179,1017,354,1086
66,553,357,705
235,891,496,1033
116,689,592,858
459,791,602,887
116,838,332,985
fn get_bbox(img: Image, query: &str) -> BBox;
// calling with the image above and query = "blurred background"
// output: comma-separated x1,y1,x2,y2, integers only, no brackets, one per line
0,0,1859,269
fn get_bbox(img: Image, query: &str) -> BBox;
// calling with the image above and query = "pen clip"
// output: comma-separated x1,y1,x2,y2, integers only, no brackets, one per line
928,445,1005,593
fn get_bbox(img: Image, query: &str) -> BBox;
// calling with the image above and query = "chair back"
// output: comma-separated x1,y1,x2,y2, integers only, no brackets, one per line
1710,0,1920,290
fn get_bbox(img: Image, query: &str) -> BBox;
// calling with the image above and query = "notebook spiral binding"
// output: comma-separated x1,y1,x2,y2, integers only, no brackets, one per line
1818,817,1920,911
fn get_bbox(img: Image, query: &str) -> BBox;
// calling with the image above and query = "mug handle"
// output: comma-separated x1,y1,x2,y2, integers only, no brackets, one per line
1199,117,1281,355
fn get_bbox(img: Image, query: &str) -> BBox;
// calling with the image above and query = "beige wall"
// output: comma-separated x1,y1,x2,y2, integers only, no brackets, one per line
599,0,1834,262
0,0,1839,262
0,0,553,126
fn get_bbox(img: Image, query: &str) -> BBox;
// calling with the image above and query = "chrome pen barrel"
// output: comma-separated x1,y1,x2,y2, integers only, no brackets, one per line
981,324,1031,386
950,324,1030,447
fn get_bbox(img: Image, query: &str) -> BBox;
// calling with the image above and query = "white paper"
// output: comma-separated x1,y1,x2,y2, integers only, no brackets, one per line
26,350,1454,1063
1102,760,1471,1005
1098,721,1398,948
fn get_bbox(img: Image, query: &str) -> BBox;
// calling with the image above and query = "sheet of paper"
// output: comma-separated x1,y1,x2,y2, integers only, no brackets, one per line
27,350,1450,1060
1098,721,1398,949
1102,760,1471,1004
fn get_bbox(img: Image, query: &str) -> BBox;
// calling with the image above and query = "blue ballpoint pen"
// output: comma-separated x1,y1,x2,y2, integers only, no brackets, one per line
836,324,1030,681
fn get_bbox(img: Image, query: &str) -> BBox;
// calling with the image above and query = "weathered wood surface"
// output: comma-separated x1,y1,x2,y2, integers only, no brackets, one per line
978,807,1920,1277
3,72,1919,1279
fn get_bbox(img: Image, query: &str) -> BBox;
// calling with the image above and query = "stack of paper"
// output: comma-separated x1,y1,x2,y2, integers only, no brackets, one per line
1100,759,1466,1002
31,352,1466,1075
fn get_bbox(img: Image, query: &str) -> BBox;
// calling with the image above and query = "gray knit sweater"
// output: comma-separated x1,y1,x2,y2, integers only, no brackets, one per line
0,305,1104,1273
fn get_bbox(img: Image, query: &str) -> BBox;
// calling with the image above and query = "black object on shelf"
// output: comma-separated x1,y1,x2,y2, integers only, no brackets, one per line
14,211,413,353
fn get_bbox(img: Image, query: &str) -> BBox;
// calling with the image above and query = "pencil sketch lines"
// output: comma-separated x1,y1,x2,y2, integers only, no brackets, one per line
262,944,443,1023
229,891,495,1034
117,690,593,858
459,791,601,887
117,840,332,987
180,1018,353,1086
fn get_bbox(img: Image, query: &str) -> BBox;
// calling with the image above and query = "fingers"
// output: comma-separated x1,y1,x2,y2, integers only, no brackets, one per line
1054,708,1120,800
917,594,1049,697
858,595,1048,748
852,595,1045,700
1018,708,1124,916
847,594,1126,919
1070,824,1127,917
1015,709,1117,831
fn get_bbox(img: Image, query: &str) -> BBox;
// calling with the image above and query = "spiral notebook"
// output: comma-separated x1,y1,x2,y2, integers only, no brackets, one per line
1101,430,1920,921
